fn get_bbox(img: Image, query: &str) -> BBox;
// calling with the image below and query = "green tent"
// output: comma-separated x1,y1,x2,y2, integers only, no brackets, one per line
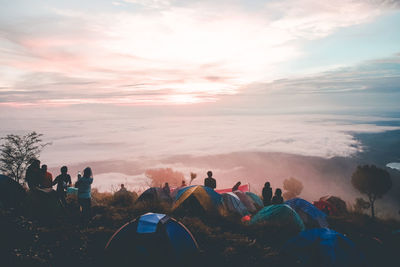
250,204,305,232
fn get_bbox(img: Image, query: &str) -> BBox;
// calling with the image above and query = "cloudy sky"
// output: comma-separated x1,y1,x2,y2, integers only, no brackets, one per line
0,0,399,108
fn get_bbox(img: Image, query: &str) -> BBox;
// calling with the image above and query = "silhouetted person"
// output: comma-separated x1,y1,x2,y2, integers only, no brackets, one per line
271,188,283,205
119,183,127,192
53,166,72,207
204,171,216,189
181,180,187,187
163,182,170,195
40,164,53,188
75,167,93,227
262,182,273,206
232,181,241,192
25,159,41,190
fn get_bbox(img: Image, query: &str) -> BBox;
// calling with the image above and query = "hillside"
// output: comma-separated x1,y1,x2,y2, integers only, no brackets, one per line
1,192,400,267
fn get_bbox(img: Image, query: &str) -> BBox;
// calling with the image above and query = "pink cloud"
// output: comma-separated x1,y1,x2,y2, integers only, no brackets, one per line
0,0,397,106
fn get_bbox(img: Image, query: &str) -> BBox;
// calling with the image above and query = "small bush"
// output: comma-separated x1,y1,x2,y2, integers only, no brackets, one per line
91,188,113,206
111,191,138,207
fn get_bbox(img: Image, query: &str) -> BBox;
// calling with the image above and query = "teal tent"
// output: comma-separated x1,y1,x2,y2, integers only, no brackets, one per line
245,192,263,209
250,204,305,232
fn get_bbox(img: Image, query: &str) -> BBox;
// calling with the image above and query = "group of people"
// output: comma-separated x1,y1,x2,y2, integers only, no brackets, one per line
25,159,94,226
202,170,283,207
25,164,282,224
262,182,283,206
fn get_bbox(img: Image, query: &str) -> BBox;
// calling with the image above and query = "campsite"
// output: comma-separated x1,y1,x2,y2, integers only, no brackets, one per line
1,176,400,267
1,2,400,265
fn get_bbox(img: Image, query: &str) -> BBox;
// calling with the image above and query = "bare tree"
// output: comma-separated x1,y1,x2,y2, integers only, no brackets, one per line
0,132,50,184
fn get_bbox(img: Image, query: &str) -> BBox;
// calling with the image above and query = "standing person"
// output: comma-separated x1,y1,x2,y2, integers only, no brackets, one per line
181,180,187,187
204,171,216,189
25,159,41,190
163,182,170,195
262,182,273,206
75,167,93,227
40,164,53,188
271,188,283,205
53,166,72,207
118,184,127,192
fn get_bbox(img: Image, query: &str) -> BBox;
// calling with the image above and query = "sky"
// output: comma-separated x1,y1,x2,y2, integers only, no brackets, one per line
1,1,400,195
0,0,399,108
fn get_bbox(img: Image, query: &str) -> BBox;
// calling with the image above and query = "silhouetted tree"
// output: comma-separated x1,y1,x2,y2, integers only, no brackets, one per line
0,132,50,184
351,165,392,218
283,177,303,200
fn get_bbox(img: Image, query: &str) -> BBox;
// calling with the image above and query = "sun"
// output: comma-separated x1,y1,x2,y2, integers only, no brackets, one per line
165,94,206,105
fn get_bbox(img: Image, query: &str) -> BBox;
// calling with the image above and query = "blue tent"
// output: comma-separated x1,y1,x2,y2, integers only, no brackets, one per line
222,192,249,217
250,204,305,232
283,228,364,267
136,187,172,204
285,198,328,228
105,213,199,266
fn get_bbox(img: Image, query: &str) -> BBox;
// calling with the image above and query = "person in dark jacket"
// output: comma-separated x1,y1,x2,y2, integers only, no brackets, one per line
204,171,216,189
53,166,72,207
271,188,283,205
163,182,170,195
25,159,41,190
262,182,273,206
118,184,127,192
75,167,93,227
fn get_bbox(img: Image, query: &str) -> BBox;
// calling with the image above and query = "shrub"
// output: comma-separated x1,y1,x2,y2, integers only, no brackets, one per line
111,191,138,207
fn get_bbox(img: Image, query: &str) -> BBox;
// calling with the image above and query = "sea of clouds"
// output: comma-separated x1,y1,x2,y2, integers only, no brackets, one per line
1,108,399,191
1,112,399,165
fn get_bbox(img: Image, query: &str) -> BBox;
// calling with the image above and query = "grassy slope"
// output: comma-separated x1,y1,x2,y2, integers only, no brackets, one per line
1,191,400,267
